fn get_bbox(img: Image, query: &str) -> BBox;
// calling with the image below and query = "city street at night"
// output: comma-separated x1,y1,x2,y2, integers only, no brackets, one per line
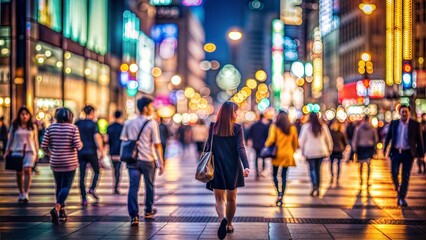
1,142,426,239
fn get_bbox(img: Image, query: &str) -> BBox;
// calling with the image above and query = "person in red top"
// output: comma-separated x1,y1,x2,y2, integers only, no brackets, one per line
42,108,83,224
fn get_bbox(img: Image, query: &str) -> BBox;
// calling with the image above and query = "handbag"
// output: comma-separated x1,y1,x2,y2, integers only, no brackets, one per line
195,132,214,183
5,144,26,171
120,120,150,164
259,145,277,158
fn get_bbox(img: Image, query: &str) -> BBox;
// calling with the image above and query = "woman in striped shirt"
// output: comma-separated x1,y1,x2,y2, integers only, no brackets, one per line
41,108,83,225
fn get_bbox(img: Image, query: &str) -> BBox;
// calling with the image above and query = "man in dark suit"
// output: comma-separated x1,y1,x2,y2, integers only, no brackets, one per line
384,104,424,207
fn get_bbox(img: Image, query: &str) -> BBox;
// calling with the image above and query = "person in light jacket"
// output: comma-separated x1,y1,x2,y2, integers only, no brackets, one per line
264,111,298,206
353,115,379,186
299,112,333,196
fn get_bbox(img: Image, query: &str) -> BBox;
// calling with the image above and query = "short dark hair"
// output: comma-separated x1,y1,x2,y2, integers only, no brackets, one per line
259,113,264,119
83,105,95,115
114,110,122,119
399,104,411,111
137,97,153,113
55,107,74,123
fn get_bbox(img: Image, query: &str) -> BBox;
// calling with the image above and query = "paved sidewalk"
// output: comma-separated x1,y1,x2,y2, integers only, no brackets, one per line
1,141,426,239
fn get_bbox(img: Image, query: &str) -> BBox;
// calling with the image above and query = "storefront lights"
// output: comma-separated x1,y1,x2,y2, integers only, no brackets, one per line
386,0,394,86
129,63,138,73
402,0,413,60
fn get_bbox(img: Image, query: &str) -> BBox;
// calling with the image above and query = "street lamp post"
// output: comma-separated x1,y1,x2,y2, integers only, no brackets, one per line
227,29,243,67
359,52,373,106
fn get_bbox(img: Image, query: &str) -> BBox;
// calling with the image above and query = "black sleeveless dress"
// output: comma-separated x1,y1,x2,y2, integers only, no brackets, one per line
205,123,250,191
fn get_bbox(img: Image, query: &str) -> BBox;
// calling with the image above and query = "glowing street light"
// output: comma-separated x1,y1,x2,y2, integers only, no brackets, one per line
171,75,182,86
228,30,243,41
359,3,376,15
361,52,371,62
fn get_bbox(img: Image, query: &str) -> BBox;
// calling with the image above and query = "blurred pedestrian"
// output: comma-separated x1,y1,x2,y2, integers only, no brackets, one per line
264,111,298,206
4,106,39,202
106,111,123,195
247,113,270,178
352,115,378,187
346,121,356,162
42,108,82,224
205,101,249,239
192,119,208,157
299,112,333,197
75,105,105,205
0,116,8,159
384,105,424,207
158,118,170,163
329,119,348,184
121,97,165,226
419,113,426,174
32,121,45,174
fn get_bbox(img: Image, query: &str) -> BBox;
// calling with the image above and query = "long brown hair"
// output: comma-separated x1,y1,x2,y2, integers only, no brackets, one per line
275,111,291,135
213,101,238,136
309,112,322,137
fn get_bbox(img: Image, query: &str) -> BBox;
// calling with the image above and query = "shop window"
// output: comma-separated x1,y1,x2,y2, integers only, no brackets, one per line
64,52,84,116
87,0,108,55
36,0,62,32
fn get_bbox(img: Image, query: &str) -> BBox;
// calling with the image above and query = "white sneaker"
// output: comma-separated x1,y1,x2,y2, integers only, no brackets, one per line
23,193,29,202
18,194,24,202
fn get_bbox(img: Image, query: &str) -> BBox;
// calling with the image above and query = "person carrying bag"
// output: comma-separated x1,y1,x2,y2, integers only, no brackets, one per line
195,130,214,183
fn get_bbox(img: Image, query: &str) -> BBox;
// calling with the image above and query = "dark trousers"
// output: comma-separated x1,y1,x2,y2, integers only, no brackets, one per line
128,161,156,218
53,170,76,206
161,143,167,161
391,150,414,199
330,153,343,178
112,160,122,190
272,166,288,194
307,158,324,189
254,149,266,175
78,153,100,198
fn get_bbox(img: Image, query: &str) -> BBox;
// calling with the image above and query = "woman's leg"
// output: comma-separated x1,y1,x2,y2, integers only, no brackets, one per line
226,190,237,227
272,166,279,194
336,158,342,180
307,159,317,189
56,171,76,210
359,162,364,185
315,158,323,191
23,167,32,195
213,189,226,219
16,170,23,195
281,167,288,194
330,158,334,179
367,160,371,185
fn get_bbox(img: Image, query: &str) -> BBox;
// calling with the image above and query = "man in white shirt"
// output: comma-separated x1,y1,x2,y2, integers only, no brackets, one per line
120,97,165,226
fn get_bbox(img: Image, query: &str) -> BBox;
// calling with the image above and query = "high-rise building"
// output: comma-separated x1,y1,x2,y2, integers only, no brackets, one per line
414,0,426,106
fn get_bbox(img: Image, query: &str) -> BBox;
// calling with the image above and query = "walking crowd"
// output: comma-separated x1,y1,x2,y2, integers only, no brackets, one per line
1,98,425,239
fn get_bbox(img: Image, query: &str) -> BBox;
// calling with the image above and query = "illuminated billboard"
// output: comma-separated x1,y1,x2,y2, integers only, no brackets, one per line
280,0,303,25
319,0,340,36
137,33,155,94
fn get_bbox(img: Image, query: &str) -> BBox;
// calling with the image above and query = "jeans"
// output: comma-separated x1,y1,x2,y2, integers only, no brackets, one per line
272,166,288,194
112,160,122,190
307,158,324,189
254,149,266,176
391,150,414,199
53,170,76,206
78,153,100,199
128,160,156,218
330,153,343,178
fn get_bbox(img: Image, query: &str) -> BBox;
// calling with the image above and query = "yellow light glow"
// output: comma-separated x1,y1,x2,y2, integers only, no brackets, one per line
184,87,195,98
312,58,323,94
377,142,383,150
386,0,394,86
395,0,402,84
358,60,366,67
228,31,243,41
419,57,425,64
296,78,305,86
358,67,366,74
65,67,71,74
246,79,257,89
361,53,371,62
204,43,217,53
152,67,162,77
255,70,267,81
359,3,376,15
120,63,129,72
403,0,412,60
64,52,71,59
84,68,92,75
258,83,268,94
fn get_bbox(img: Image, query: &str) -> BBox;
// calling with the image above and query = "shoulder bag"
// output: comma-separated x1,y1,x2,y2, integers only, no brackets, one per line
195,132,214,183
120,120,150,164
259,127,277,158
5,144,26,171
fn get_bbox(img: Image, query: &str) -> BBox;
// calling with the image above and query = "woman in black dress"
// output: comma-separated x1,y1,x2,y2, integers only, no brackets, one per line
205,101,250,239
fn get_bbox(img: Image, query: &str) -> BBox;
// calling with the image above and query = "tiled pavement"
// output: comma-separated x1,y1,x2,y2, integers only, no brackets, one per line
1,141,426,239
